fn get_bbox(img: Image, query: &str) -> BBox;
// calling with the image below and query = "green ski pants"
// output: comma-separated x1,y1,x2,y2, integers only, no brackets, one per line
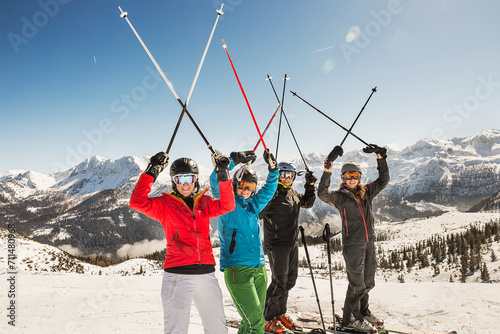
224,265,268,334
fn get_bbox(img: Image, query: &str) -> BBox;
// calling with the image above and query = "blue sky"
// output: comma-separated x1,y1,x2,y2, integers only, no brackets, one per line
1,0,499,173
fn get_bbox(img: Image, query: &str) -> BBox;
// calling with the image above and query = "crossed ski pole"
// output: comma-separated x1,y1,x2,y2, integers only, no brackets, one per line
291,89,377,165
267,75,311,172
119,4,224,155
222,38,269,154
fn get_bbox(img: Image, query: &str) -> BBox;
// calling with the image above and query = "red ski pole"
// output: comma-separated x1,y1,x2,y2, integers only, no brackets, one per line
253,103,281,151
222,38,268,152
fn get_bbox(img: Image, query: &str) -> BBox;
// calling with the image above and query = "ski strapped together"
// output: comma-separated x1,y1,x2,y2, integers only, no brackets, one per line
221,38,269,153
118,4,225,154
267,75,312,172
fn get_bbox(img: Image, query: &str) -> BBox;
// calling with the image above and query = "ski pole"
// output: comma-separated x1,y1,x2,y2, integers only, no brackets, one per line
299,226,326,333
323,224,336,334
118,6,217,154
324,87,377,166
290,91,372,147
253,103,281,151
339,87,377,146
222,38,269,152
166,3,224,154
267,76,311,172
275,74,289,160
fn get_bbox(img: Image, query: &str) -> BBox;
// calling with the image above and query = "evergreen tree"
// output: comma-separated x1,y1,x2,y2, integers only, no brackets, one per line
480,263,490,282
492,249,498,262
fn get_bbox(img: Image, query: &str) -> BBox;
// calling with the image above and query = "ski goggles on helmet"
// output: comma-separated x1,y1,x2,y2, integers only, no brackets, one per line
237,181,256,192
172,174,197,185
343,171,361,180
279,171,296,179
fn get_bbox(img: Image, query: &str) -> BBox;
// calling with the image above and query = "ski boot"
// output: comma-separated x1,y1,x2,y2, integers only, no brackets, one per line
277,314,304,333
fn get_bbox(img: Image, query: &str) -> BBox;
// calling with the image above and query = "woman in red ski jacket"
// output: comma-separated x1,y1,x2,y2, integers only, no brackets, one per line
129,152,235,334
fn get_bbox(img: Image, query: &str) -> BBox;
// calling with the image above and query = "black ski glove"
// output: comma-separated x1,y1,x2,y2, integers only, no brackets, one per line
324,145,343,168
305,171,317,187
144,152,169,181
211,150,231,181
263,150,278,172
363,144,387,159
230,150,257,165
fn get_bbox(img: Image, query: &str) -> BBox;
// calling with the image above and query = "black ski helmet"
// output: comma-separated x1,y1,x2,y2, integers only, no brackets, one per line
170,157,199,176
170,157,199,196
278,161,297,181
232,165,258,194
341,162,362,175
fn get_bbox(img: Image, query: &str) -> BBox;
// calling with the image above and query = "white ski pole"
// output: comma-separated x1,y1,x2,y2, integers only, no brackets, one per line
185,3,224,107
118,6,180,102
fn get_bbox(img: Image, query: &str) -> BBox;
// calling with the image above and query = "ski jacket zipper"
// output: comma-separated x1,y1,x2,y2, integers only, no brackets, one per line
343,208,348,235
353,200,369,242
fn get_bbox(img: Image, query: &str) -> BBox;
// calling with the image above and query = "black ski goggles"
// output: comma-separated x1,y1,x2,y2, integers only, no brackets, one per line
172,174,197,185
279,171,296,179
237,181,256,192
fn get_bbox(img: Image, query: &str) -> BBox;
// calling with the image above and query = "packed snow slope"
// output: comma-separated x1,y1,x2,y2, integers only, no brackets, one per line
1,211,500,333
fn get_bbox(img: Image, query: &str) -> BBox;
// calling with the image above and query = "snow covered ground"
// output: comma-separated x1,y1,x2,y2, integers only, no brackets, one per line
1,212,500,333
1,270,499,334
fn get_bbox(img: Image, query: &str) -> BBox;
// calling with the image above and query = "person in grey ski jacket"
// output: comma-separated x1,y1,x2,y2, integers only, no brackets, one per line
317,144,389,332
259,162,317,333
210,150,279,334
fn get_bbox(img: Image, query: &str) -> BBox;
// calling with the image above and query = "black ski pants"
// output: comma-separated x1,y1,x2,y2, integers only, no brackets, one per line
264,243,299,321
342,241,377,326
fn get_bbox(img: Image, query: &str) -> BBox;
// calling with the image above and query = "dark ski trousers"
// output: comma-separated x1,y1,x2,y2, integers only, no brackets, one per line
264,244,299,321
342,241,376,326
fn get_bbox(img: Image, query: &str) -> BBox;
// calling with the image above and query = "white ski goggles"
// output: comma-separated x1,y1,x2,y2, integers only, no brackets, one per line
172,174,197,185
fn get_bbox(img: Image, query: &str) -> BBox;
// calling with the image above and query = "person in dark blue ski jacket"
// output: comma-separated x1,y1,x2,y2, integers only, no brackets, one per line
210,150,279,334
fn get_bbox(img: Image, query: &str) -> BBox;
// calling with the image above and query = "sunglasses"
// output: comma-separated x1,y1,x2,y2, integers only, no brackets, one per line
279,171,296,179
172,174,197,185
237,181,256,192
343,171,360,180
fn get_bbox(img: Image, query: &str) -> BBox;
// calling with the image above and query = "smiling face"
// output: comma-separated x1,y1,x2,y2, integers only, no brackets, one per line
344,178,359,189
279,175,294,187
342,171,360,189
176,182,195,197
236,182,256,200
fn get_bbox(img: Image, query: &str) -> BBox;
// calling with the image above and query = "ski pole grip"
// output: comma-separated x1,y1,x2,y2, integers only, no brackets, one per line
299,225,305,244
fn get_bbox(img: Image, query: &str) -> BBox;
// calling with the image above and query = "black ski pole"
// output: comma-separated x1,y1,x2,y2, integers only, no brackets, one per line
267,76,311,172
324,87,377,166
290,91,372,147
339,87,377,146
299,226,326,333
275,74,289,160
322,224,336,334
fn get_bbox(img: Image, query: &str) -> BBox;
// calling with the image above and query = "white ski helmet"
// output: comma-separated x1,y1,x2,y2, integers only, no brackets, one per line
278,161,297,180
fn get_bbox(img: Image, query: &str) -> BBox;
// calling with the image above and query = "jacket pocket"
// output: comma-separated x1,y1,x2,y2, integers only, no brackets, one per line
229,229,237,254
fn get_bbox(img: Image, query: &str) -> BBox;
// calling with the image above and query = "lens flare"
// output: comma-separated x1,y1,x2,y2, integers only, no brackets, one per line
345,26,360,43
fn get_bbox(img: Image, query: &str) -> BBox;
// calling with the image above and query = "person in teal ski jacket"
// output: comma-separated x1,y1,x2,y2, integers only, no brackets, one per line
210,150,279,334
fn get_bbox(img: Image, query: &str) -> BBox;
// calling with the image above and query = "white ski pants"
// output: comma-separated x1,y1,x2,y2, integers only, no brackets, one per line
161,271,228,334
